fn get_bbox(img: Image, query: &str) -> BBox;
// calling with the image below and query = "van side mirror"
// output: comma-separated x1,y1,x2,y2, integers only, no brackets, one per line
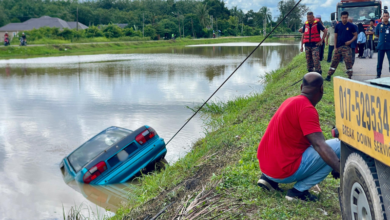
385,6,388,10
331,12,336,21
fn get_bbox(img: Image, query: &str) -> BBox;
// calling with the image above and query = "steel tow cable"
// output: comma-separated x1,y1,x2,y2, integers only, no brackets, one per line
166,0,303,146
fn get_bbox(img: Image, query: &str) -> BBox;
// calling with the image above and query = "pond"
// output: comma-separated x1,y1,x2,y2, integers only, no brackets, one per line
0,41,300,219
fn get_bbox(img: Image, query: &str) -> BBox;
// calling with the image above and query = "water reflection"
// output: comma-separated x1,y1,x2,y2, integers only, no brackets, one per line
67,180,133,213
0,42,299,219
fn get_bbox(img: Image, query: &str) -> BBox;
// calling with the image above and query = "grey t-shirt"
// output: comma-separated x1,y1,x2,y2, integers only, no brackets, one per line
327,27,335,46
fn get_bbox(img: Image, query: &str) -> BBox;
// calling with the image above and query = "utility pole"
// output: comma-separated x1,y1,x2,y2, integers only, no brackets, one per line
191,18,195,38
211,15,213,38
77,6,79,31
263,17,266,36
183,18,184,38
211,15,213,31
176,13,181,39
216,18,218,38
143,13,145,37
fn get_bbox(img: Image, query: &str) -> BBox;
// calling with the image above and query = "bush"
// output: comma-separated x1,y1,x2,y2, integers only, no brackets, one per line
144,25,156,38
244,26,255,36
227,28,237,36
85,26,104,38
58,28,75,40
117,36,150,41
103,24,124,38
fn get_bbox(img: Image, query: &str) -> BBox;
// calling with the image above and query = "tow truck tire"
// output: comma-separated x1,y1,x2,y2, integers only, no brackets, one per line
342,153,384,220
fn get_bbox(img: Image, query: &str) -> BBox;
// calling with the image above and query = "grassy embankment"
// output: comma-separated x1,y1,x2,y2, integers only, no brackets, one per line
106,49,346,219
0,36,290,59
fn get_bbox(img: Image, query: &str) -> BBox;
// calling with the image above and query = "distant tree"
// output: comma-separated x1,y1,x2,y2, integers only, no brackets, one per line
59,28,75,40
85,26,104,38
0,0,309,39
196,4,210,28
259,7,272,25
0,6,8,27
156,19,179,37
103,24,124,38
144,25,157,38
278,0,309,31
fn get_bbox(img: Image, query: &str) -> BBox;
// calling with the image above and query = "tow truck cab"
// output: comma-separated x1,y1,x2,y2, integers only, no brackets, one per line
334,77,390,220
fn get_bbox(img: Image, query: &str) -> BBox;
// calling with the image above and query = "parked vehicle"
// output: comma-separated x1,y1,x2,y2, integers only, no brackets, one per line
60,126,167,185
330,0,388,51
4,38,10,46
20,37,27,46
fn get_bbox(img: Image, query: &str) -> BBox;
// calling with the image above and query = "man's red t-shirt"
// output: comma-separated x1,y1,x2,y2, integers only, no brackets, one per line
257,95,322,179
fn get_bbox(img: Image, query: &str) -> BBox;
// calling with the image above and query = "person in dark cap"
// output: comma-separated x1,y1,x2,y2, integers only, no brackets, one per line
257,72,340,202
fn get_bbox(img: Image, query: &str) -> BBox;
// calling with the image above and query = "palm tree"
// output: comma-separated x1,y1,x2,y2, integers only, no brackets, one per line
231,6,244,34
259,6,272,24
230,6,239,17
196,3,210,28
259,6,272,35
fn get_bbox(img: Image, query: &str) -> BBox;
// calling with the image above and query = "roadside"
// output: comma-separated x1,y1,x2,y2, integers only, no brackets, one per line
109,48,348,219
352,53,390,81
0,36,291,59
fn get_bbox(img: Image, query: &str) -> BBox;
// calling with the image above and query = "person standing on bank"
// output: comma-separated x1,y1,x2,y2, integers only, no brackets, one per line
300,12,327,75
257,72,341,202
357,23,367,58
365,19,376,59
326,21,337,63
375,11,390,79
316,15,326,61
325,11,357,81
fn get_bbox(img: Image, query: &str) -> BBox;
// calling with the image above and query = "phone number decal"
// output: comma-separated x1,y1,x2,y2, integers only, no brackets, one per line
334,77,390,165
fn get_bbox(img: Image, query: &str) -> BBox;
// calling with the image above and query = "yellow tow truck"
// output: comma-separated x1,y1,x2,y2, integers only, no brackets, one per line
334,77,390,220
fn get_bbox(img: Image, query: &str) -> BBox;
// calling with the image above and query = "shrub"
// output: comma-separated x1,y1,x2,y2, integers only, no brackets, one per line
85,25,104,38
144,25,156,39
58,28,75,40
103,24,124,38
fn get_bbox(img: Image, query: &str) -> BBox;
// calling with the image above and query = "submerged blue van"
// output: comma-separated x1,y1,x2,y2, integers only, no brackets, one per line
60,126,167,185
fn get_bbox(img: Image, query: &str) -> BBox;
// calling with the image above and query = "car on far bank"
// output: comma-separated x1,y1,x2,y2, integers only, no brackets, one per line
60,126,167,185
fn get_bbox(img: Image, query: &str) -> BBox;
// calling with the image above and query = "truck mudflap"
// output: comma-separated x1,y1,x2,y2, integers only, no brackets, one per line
376,159,390,220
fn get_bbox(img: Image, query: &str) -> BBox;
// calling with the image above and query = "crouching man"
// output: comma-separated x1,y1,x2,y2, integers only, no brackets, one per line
257,72,340,202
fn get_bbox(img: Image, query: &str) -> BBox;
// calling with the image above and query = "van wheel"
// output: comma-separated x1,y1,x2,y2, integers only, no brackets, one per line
155,158,168,170
342,153,384,220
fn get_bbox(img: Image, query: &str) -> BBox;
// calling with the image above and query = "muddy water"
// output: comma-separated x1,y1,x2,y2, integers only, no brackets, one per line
0,42,299,219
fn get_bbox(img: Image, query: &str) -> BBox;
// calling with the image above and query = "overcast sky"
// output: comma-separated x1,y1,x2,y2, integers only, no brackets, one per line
224,0,390,22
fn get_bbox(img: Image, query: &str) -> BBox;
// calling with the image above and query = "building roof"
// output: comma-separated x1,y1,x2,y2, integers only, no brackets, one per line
67,22,88,30
115,24,128,29
0,16,88,32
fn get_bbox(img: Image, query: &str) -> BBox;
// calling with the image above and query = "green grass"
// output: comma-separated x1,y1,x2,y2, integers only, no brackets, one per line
0,36,292,59
108,48,347,219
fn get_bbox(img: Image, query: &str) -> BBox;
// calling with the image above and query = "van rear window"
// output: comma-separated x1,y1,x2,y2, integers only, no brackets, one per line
68,127,132,172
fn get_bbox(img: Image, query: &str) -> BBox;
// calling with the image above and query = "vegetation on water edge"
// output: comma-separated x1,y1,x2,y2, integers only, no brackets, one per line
0,36,294,59
94,48,346,219
1,0,308,41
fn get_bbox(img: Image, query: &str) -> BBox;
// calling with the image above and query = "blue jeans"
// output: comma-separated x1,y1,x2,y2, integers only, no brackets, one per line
265,139,340,192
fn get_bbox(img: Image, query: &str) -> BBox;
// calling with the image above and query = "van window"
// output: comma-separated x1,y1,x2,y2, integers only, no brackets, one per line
68,127,132,172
